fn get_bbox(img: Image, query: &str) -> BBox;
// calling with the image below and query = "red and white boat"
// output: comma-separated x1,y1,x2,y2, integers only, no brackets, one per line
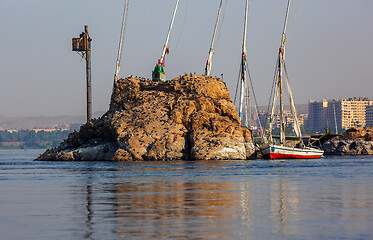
261,144,324,159
258,0,323,159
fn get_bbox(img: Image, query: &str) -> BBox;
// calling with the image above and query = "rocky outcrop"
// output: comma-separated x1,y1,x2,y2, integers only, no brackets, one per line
341,127,373,141
323,139,373,155
37,74,255,161
322,127,373,155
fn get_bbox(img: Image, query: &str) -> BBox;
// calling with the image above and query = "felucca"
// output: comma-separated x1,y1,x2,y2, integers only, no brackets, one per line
260,0,323,159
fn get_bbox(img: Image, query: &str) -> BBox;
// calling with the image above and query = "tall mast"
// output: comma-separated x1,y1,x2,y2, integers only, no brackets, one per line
333,103,338,134
160,0,180,66
114,0,129,84
239,0,249,126
204,0,223,76
278,53,285,145
278,0,291,145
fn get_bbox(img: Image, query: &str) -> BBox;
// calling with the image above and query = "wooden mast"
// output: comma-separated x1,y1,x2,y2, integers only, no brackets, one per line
239,0,249,126
160,0,180,66
279,0,291,146
114,0,129,84
204,0,223,76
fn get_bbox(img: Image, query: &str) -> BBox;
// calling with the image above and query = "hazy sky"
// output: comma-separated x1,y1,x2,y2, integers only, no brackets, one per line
1,0,372,117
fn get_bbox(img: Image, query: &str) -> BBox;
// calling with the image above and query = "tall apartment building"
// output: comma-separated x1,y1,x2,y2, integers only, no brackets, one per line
365,105,373,127
307,97,373,132
308,99,328,130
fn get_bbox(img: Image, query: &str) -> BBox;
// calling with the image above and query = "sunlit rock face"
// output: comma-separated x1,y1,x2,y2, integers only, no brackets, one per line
37,74,255,161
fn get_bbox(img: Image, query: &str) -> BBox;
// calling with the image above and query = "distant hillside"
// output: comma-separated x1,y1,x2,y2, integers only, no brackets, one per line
0,112,105,130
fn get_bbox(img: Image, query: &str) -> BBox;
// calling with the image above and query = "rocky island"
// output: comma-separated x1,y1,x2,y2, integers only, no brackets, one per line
37,74,255,161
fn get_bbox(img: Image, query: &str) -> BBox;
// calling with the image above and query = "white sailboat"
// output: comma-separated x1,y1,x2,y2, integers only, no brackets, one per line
261,0,323,159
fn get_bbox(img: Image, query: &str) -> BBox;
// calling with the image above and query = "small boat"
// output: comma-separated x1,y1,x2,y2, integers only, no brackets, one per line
261,144,324,159
259,0,323,159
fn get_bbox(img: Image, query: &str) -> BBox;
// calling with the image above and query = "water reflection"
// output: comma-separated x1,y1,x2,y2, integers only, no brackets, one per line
114,180,242,239
72,161,373,239
84,183,93,239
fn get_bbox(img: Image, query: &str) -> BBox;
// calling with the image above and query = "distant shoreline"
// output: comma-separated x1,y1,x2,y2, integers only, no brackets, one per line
0,129,69,149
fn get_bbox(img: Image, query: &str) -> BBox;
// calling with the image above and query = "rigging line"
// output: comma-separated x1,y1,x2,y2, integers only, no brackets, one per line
119,0,130,65
267,72,280,141
76,51,84,60
234,61,243,106
171,0,188,54
246,65,265,138
215,0,228,49
283,59,303,140
286,0,299,40
263,54,280,132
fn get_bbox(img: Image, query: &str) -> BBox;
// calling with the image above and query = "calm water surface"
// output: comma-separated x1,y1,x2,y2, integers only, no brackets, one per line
1,149,373,239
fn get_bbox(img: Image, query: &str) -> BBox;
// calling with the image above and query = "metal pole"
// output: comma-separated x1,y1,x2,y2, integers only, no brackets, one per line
85,25,92,122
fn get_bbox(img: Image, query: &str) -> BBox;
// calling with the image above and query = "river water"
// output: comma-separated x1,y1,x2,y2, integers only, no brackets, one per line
1,149,373,239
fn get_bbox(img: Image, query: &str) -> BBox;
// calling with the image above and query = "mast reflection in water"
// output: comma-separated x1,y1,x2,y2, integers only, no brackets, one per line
1,150,373,239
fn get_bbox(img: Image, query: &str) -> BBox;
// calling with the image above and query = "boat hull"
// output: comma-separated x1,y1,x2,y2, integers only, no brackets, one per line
261,144,324,159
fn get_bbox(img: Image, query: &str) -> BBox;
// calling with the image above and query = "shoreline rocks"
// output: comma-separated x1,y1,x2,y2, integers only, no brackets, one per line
322,127,373,155
37,74,255,161
323,139,373,155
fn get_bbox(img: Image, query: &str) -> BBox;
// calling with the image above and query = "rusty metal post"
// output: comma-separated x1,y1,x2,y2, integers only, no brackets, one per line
85,25,92,122
72,25,92,123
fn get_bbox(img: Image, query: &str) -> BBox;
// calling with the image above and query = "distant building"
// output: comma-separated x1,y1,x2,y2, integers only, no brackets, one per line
308,99,328,131
258,110,304,130
307,97,373,132
366,105,373,127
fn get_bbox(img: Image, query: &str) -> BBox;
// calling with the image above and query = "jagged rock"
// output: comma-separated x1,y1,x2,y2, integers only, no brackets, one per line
342,127,373,140
322,127,373,155
36,74,255,161
323,139,373,155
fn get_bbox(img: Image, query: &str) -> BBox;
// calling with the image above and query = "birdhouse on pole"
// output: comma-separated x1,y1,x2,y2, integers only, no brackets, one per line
72,25,92,122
